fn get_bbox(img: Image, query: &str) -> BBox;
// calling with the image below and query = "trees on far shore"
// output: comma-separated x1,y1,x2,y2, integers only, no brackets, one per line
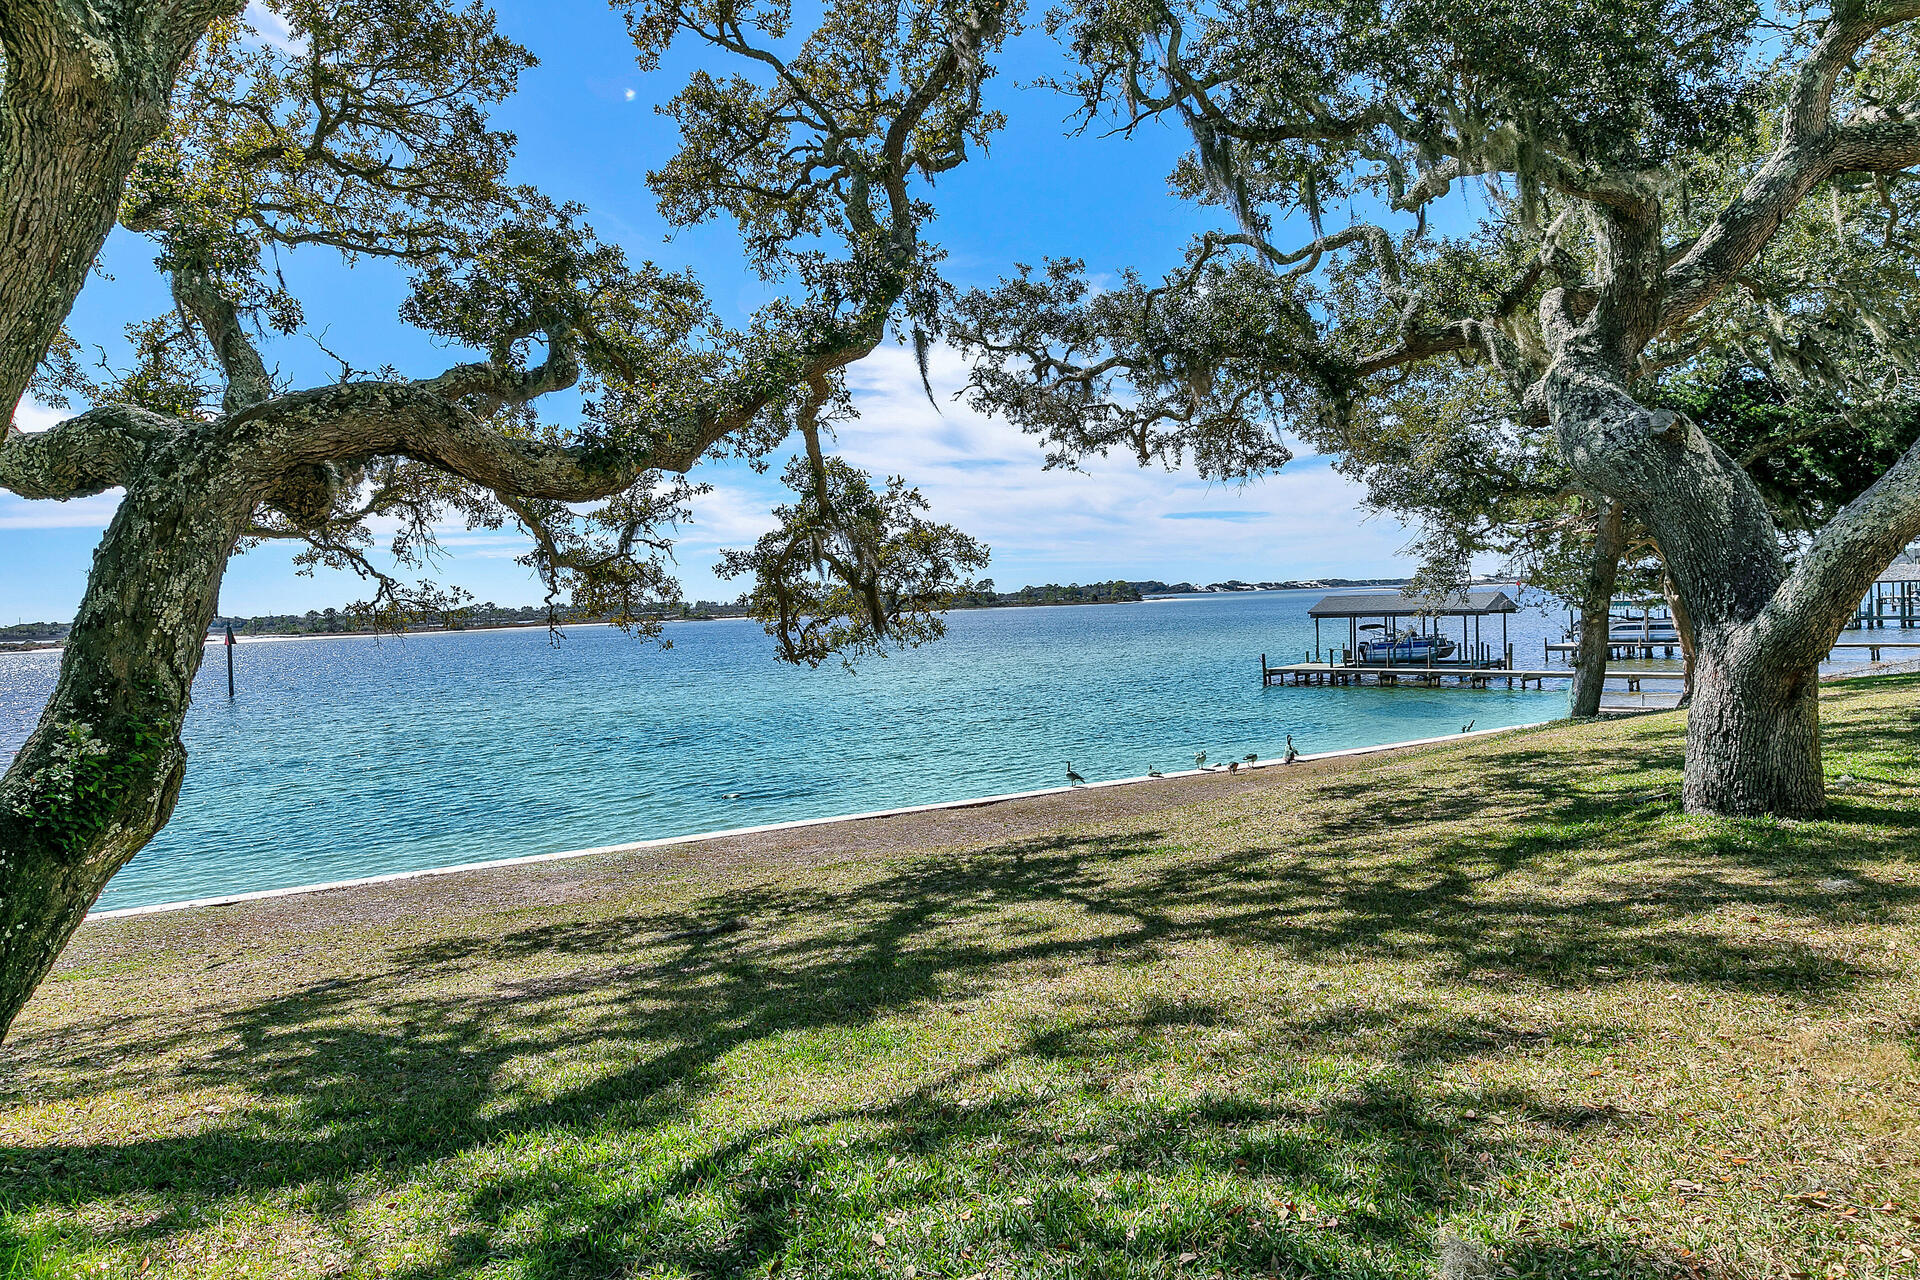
954,0,1920,818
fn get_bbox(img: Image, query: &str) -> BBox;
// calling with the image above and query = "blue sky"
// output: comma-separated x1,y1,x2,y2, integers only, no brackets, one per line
0,0,1426,623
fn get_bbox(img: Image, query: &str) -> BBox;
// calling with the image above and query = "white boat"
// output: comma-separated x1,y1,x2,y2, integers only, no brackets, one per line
1357,627,1457,664
1607,613,1680,644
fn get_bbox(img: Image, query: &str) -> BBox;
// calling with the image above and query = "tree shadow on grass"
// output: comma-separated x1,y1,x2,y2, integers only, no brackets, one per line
3,699,1916,1275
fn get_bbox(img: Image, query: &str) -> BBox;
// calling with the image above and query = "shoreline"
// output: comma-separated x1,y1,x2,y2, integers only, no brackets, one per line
86,717,1553,923
5,585,1426,654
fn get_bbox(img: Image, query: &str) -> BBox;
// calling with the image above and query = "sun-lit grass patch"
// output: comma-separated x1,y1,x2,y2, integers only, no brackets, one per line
3,676,1919,1277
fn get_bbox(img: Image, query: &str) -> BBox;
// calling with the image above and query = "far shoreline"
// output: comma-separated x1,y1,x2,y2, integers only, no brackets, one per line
5,582,1461,654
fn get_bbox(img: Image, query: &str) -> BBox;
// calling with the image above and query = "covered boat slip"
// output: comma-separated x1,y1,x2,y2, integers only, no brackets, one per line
1266,567,1920,697
1266,587,1689,697
1261,588,1556,690
1302,589,1519,669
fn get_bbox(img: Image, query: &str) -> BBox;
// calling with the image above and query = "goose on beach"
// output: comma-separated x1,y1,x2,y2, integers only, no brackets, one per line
1461,719,1475,734
1283,735,1298,765
1194,751,1207,769
1066,762,1086,785
1148,767,1163,777
1243,753,1258,764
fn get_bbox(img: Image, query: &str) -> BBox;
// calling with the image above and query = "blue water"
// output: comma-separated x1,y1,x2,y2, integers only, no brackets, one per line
0,590,1569,911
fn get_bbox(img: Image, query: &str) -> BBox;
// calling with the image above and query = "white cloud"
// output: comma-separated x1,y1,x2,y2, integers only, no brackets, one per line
800,342,1414,584
0,490,122,530
679,484,780,548
12,397,67,434
645,342,1417,597
243,2,307,53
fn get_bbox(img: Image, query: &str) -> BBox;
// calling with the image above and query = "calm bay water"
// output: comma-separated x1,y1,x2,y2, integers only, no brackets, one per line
1,590,1570,912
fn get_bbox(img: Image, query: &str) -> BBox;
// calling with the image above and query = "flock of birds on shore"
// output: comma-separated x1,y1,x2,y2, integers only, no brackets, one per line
1067,735,1298,788
1068,717,1485,788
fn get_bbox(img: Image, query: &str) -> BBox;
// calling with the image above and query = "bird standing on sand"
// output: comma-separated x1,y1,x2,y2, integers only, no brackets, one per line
1460,719,1475,733
1228,761,1239,773
1148,767,1163,777
1066,762,1086,785
1243,752,1258,765
1194,751,1207,769
1283,735,1298,764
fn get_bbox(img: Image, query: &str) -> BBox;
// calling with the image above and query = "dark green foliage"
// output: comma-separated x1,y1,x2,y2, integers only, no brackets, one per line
953,253,1315,480
955,580,1143,606
719,456,989,667
29,0,1018,666
5,707,173,856
1657,365,1920,533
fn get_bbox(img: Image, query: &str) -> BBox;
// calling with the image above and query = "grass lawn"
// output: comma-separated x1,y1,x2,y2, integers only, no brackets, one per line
3,676,1919,1279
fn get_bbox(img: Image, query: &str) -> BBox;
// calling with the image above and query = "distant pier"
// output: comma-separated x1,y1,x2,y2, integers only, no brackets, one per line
1261,660,1685,693
1267,574,1920,708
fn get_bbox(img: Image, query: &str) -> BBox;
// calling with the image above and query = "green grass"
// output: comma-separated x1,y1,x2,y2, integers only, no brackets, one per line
4,677,1920,1278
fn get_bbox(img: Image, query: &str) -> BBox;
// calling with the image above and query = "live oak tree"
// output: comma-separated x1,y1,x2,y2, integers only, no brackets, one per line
955,0,1920,816
0,0,1008,1041
1320,346,1920,714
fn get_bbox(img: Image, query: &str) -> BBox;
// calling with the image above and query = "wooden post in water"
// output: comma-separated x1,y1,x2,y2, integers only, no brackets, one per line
224,624,236,697
1261,654,1268,687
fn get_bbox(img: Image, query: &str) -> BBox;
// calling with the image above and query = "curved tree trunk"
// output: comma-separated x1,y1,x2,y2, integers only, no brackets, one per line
0,0,239,414
1549,361,1827,813
1568,497,1625,718
1541,246,1841,815
1683,644,1823,816
0,440,248,1040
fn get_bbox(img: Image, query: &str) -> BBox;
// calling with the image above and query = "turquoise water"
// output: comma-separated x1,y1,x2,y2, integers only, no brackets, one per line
1,590,1569,912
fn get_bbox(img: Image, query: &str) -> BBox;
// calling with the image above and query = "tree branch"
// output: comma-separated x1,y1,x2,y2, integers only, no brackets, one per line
0,405,183,500
1750,425,1920,668
171,264,276,415
415,326,583,415
1661,4,1920,329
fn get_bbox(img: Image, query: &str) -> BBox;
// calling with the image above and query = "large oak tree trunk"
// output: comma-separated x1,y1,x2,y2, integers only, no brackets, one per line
0,443,247,1040
1541,258,1848,816
1683,645,1823,816
0,1,238,413
1568,497,1624,718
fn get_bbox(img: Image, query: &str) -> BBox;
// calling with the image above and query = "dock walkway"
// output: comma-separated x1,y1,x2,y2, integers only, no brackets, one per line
1262,661,1688,692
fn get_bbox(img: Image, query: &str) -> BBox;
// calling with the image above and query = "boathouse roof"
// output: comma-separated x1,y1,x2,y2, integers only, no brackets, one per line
1878,562,1920,583
1307,589,1520,619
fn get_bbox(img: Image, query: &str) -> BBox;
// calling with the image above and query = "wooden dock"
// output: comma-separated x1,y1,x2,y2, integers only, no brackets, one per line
1545,639,1920,662
1261,660,1688,692
1831,641,1920,661
1544,639,1680,660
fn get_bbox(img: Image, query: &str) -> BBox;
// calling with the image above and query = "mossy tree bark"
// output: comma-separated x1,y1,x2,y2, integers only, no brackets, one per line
0,418,251,1038
0,392,679,1040
0,0,243,1037
0,385,718,1041
0,0,241,415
